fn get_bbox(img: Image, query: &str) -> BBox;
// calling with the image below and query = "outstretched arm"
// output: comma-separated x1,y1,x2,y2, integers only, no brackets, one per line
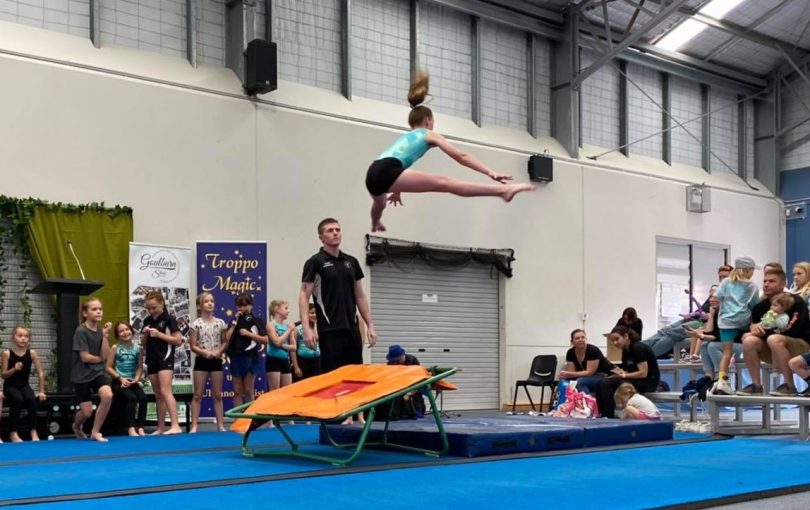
426,131,512,183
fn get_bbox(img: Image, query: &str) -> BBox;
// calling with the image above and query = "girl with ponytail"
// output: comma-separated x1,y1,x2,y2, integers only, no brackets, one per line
365,71,535,232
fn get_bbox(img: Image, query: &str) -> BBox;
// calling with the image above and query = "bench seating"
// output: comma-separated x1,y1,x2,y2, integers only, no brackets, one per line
646,391,699,422
707,394,810,439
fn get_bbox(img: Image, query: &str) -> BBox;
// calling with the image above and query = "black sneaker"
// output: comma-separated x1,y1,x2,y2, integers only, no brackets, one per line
770,383,797,397
736,383,763,396
800,387,810,398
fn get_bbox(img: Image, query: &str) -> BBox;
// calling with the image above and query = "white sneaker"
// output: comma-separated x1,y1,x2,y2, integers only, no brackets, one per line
714,378,733,395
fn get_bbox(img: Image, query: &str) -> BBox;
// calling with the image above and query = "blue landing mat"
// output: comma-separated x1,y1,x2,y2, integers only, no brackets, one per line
321,415,674,457
10,437,810,510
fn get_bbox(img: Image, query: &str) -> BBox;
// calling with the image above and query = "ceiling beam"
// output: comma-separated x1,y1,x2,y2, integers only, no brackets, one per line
482,0,563,24
573,0,690,88
426,0,562,40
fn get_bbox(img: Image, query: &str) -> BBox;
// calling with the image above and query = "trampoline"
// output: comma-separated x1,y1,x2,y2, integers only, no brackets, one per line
226,364,457,466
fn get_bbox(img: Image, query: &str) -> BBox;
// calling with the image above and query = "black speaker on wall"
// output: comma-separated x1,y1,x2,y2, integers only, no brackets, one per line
528,153,553,183
244,39,277,96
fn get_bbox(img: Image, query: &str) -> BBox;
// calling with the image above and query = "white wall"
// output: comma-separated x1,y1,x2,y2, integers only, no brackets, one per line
0,24,783,407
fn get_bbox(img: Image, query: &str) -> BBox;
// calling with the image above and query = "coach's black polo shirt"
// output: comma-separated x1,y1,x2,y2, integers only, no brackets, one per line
302,248,364,334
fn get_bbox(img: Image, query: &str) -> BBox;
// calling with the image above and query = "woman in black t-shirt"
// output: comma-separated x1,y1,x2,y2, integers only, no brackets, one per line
616,307,643,337
595,325,660,418
558,329,615,394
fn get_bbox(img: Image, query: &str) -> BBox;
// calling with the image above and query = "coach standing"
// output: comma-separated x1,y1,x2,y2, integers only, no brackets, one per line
299,217,377,373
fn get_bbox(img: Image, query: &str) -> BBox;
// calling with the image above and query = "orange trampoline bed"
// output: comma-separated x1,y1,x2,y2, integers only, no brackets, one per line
226,364,457,466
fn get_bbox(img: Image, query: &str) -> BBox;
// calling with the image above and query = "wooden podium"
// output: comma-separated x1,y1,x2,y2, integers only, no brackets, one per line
32,278,104,393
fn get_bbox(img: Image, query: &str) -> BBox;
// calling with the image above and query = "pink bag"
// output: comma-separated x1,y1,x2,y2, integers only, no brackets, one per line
550,383,600,418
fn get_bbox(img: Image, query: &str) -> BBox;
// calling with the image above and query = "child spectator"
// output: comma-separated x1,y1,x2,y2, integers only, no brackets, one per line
266,299,296,392
292,304,321,382
71,298,113,442
712,257,760,395
226,293,268,408
189,292,228,432
142,290,183,435
1,325,46,441
106,322,147,437
753,292,794,335
614,382,661,420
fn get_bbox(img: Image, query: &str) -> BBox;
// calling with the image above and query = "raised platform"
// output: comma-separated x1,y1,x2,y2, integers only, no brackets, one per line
321,415,674,457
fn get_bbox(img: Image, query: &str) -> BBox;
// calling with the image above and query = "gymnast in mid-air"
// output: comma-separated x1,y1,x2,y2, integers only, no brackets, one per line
365,71,535,232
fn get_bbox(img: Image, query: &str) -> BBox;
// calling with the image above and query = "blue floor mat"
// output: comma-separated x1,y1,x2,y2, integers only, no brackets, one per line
6,437,810,510
322,415,673,456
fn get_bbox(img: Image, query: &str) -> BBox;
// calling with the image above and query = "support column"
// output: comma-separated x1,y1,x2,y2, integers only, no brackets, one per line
701,84,711,172
471,16,482,127
662,72,672,165
551,6,579,158
619,60,629,157
226,0,257,84
341,0,352,100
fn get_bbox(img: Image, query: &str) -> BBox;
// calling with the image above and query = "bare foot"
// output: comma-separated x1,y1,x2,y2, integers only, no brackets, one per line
10,432,23,443
217,427,227,432
90,432,109,443
137,428,146,436
30,432,40,442
356,414,366,425
150,429,165,436
502,183,536,202
341,417,354,425
371,222,386,233
163,427,183,435
189,427,198,434
72,424,88,439
128,428,139,437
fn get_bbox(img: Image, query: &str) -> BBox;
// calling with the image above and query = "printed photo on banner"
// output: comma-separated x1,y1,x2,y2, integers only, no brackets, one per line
128,243,193,380
196,241,268,415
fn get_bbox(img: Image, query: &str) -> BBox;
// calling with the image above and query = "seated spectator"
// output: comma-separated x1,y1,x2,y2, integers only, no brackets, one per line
788,352,810,397
738,268,810,396
376,345,425,420
791,262,810,308
682,285,719,363
643,264,732,358
558,329,615,394
752,293,794,336
595,326,660,419
616,307,643,337
614,382,661,420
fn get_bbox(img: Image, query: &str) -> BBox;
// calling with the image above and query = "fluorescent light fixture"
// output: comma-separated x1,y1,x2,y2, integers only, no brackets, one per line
700,0,746,19
656,19,705,51
655,0,747,52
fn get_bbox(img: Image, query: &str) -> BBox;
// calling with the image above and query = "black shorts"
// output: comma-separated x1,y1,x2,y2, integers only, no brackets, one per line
146,353,175,375
266,356,291,374
319,329,363,373
194,356,223,372
294,356,322,382
365,157,406,196
73,374,109,404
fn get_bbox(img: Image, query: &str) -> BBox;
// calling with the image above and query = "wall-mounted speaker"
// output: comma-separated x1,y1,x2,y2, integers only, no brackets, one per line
244,39,277,96
528,154,553,183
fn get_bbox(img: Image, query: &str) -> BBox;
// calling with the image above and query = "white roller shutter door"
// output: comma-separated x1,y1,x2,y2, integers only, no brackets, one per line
370,259,500,410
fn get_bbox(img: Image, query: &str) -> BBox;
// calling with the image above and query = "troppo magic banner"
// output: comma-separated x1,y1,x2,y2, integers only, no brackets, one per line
196,241,268,416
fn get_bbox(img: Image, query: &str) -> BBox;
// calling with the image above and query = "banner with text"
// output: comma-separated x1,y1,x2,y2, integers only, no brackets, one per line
196,241,268,416
128,242,193,420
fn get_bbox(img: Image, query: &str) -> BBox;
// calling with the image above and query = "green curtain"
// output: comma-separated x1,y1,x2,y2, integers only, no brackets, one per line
26,208,133,327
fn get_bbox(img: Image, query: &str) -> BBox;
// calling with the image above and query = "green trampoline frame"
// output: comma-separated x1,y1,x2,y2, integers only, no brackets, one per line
226,366,458,466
